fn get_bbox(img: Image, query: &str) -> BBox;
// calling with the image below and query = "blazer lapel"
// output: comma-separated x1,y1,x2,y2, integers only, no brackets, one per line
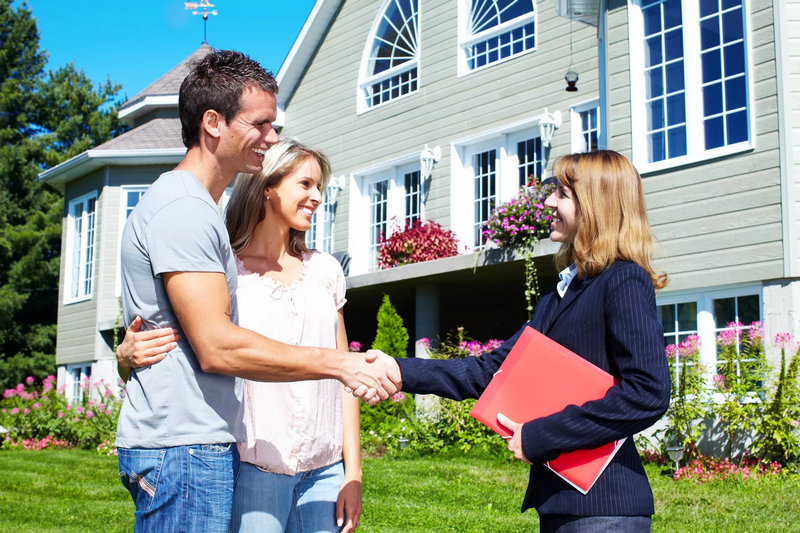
543,274,597,335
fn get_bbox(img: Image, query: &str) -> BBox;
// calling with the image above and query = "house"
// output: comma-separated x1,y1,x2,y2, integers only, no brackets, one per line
41,0,800,407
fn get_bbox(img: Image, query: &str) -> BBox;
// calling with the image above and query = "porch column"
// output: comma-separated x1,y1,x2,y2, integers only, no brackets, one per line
415,283,440,350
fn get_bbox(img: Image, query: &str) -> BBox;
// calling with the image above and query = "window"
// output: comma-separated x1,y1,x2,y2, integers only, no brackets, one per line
458,0,536,75
656,286,761,390
450,117,547,252
65,191,98,303
116,186,149,297
66,364,92,405
629,0,752,172
570,100,601,153
306,190,336,254
358,0,420,112
349,158,426,275
124,188,147,219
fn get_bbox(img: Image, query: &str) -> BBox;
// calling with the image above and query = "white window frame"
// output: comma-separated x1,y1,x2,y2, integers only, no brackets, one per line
64,191,98,304
306,189,336,254
570,99,601,153
357,0,421,114
115,186,149,297
348,154,425,275
457,0,538,76
66,363,92,405
450,114,548,252
656,283,762,389
628,0,755,174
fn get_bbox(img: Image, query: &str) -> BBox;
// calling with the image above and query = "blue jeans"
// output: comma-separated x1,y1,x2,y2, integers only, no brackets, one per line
539,515,651,533
230,460,345,533
118,443,239,533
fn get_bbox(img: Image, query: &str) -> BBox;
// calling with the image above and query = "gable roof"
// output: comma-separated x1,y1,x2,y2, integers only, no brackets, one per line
118,43,213,126
275,0,343,109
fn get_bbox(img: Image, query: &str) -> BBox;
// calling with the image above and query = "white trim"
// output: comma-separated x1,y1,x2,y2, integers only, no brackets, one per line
64,191,99,305
457,0,538,77
570,98,601,153
627,0,756,174
772,0,799,277
115,186,149,297
118,95,180,124
357,0,421,114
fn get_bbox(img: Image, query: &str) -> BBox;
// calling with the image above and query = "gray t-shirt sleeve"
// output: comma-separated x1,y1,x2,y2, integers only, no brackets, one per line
145,197,226,276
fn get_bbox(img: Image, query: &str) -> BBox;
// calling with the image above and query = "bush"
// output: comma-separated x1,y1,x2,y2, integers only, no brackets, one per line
372,294,409,359
1,376,121,451
482,181,554,247
378,220,459,269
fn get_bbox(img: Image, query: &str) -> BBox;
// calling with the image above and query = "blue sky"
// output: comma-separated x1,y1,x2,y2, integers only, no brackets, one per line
27,0,318,101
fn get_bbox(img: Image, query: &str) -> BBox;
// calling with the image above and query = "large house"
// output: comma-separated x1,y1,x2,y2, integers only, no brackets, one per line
41,0,800,405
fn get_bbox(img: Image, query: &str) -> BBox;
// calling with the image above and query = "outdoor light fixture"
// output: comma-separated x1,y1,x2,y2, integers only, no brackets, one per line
326,175,346,206
538,108,562,149
398,436,409,449
666,444,685,471
420,144,441,181
565,69,579,92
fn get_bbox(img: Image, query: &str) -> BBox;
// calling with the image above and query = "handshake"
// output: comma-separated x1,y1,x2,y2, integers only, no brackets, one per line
116,316,403,406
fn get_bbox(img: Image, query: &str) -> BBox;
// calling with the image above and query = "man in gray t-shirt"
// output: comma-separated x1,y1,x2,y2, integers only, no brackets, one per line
115,50,400,532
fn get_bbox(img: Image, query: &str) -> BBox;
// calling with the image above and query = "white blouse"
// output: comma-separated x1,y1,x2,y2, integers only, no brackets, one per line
235,250,347,475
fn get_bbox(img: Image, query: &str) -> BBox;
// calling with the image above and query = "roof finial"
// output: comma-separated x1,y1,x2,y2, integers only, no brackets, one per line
184,1,218,44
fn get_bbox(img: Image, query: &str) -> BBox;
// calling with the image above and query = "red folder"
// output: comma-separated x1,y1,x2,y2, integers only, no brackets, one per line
469,326,625,494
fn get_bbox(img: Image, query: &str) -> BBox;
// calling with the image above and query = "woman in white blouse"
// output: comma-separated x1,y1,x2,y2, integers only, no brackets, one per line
224,139,362,533
119,139,362,533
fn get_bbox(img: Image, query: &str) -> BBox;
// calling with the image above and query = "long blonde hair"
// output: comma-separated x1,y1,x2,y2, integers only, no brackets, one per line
226,138,332,256
552,150,668,290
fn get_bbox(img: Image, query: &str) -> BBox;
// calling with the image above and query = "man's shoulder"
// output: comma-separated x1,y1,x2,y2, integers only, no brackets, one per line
134,172,221,226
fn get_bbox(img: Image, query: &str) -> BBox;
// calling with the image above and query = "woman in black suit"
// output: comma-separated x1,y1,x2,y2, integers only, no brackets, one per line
395,150,670,532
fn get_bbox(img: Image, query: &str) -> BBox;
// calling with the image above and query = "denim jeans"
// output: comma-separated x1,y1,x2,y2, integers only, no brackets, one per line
230,460,345,533
118,443,239,533
539,514,652,533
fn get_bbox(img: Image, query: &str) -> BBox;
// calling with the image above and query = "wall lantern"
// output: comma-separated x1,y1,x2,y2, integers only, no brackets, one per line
420,144,441,181
326,175,346,206
539,108,563,149
565,68,579,92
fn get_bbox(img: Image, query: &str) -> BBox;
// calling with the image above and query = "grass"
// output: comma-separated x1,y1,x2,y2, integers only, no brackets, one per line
1,450,800,532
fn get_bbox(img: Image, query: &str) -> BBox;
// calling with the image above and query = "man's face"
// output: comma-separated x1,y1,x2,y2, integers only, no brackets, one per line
218,87,279,176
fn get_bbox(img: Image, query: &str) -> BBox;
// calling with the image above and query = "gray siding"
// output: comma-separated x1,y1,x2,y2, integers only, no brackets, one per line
56,170,105,366
788,0,800,273
606,0,784,292
282,0,601,253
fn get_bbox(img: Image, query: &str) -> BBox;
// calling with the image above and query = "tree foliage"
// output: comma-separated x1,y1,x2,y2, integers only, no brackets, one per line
0,0,128,389
371,294,409,359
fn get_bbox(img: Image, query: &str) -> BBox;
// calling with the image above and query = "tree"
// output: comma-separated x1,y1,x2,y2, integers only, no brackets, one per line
372,294,409,359
0,0,128,389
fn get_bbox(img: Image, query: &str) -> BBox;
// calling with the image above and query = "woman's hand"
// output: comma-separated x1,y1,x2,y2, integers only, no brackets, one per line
336,477,362,533
497,413,532,464
117,316,180,371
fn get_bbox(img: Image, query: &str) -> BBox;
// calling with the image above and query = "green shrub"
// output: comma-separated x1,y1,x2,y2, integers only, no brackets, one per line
372,294,409,358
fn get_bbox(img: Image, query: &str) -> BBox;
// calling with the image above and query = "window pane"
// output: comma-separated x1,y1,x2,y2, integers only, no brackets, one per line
665,61,685,93
649,131,666,162
703,82,723,116
723,42,745,77
658,304,676,333
722,0,740,9
645,36,662,67
722,9,743,43
704,116,725,149
647,99,665,130
664,29,683,62
701,49,722,83
714,297,736,328
646,68,664,99
663,0,682,29
726,110,748,144
725,76,746,110
643,5,662,36
738,295,759,324
700,17,720,49
677,301,697,331
668,126,687,158
700,0,719,17
667,94,685,125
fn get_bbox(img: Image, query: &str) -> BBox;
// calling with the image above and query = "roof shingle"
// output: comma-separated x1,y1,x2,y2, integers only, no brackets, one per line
93,118,184,151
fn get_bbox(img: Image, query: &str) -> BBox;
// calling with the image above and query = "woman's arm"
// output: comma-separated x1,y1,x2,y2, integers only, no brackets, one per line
116,316,180,382
337,310,362,533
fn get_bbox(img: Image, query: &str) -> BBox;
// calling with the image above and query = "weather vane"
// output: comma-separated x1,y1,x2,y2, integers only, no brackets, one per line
184,1,218,44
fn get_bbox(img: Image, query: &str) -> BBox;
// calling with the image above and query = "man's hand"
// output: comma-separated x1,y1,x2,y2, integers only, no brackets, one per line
341,350,401,405
497,413,532,464
116,316,180,381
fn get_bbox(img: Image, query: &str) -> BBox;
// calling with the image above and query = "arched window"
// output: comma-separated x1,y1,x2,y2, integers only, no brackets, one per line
458,0,536,74
358,0,420,113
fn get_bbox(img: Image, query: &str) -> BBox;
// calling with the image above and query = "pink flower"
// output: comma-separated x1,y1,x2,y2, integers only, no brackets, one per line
10,408,19,415
747,322,764,344
86,410,95,419
25,376,34,386
104,389,112,397
15,384,24,392
57,412,64,418
73,417,79,422
775,332,793,350
32,403,41,410
77,407,85,414
665,344,678,359
23,408,30,415
3,389,15,398
348,341,362,353
0,409,5,413
717,329,739,347
105,409,112,416
98,403,105,411
418,338,431,349
391,392,406,403
712,374,726,391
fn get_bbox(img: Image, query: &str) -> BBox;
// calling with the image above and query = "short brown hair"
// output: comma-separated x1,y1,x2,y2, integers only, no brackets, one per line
552,150,668,290
179,49,278,148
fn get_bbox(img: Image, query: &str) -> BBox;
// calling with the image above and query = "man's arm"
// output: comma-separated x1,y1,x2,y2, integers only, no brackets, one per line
163,271,400,398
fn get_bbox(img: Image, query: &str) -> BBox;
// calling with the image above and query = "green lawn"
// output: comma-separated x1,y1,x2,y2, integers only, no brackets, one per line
1,450,799,532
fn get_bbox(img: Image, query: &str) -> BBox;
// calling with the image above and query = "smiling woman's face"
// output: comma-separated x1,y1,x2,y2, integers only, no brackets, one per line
544,182,578,243
265,158,323,232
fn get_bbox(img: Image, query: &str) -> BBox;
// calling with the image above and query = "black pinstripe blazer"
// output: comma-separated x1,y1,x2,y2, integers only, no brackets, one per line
398,260,671,516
